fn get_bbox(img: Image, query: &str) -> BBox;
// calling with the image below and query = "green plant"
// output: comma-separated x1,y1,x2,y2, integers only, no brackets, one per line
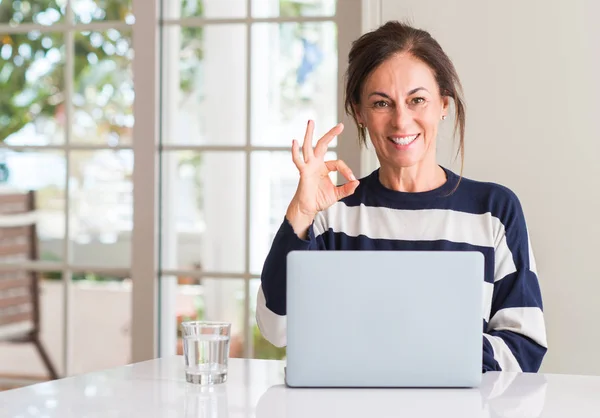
39,251,124,282
252,323,286,360
0,0,204,145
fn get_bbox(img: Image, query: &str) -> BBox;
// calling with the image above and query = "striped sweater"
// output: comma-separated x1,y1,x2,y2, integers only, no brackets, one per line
256,166,548,372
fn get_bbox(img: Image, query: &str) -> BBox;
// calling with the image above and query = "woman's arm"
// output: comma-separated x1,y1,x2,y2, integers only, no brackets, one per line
257,121,357,347
256,215,328,347
483,189,548,372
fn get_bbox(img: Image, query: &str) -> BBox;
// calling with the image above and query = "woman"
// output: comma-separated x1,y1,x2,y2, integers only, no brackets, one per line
256,21,547,373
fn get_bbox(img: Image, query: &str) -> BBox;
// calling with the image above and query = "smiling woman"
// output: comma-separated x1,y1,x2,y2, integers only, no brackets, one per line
345,21,466,193
256,20,548,374
353,54,450,191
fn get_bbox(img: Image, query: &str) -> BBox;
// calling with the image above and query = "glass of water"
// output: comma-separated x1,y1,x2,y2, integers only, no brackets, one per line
181,321,231,385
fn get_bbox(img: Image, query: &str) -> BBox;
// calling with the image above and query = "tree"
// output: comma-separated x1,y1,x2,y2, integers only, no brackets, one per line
0,1,128,144
0,0,326,145
0,0,203,145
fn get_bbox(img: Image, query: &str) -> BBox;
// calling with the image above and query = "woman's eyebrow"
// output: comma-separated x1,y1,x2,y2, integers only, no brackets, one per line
407,87,429,95
367,87,430,99
367,91,392,100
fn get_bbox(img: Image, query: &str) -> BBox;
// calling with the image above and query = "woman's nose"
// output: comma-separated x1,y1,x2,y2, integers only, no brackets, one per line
391,105,412,129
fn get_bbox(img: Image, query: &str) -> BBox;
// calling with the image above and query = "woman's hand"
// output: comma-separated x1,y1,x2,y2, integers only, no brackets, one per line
286,120,360,238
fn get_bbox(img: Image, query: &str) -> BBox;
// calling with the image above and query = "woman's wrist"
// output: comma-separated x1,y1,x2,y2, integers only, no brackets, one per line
285,200,316,240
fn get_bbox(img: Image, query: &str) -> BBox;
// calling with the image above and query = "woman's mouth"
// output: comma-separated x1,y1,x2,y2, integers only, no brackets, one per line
388,133,420,148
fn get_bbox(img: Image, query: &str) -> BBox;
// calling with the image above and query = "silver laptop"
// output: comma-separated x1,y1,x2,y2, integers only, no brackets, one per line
285,250,484,388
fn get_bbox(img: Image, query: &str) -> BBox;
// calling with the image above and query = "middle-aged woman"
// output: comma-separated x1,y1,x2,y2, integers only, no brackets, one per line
255,20,548,373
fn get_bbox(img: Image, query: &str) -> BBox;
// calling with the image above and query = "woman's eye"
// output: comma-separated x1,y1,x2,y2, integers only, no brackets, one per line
411,97,425,105
373,101,389,108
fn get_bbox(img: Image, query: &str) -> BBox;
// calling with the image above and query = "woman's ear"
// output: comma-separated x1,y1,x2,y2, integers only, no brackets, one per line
352,103,364,125
441,96,450,117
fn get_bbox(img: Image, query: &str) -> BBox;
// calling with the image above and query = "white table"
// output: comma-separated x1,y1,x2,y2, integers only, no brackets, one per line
0,357,599,417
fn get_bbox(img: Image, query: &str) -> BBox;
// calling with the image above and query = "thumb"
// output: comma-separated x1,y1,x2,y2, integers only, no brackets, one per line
335,180,360,200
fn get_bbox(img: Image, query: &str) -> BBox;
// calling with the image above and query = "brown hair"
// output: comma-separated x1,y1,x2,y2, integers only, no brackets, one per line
344,20,466,178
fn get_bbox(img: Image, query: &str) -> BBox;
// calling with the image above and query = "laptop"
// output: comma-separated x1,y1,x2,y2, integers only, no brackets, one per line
285,250,484,388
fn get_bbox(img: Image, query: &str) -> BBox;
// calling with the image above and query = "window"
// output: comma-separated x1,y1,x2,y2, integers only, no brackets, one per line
0,0,134,377
0,0,361,378
158,0,360,359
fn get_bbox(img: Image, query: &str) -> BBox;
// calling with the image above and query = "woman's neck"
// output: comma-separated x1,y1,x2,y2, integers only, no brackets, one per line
378,164,447,193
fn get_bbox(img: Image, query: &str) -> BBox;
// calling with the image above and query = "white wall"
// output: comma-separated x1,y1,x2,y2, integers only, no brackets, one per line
365,0,600,375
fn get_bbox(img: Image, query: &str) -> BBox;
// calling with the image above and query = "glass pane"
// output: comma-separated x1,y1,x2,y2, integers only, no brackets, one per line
71,274,131,374
73,0,134,24
252,0,336,18
163,0,246,19
0,0,66,25
249,278,286,359
72,30,134,145
160,151,245,273
251,22,337,146
174,279,245,358
70,150,133,268
0,150,66,263
161,25,246,145
249,151,336,275
1,32,65,146
0,278,65,379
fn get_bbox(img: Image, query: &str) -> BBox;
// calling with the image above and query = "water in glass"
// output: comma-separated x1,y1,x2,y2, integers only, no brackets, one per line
184,334,230,384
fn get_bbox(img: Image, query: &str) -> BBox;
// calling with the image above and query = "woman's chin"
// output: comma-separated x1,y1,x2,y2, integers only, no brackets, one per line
384,156,424,170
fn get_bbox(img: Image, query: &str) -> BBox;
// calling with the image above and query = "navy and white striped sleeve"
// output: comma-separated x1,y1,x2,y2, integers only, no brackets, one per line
483,189,548,372
256,216,327,347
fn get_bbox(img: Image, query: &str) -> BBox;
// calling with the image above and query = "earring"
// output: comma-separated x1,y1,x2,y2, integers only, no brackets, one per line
441,115,447,120
358,123,365,129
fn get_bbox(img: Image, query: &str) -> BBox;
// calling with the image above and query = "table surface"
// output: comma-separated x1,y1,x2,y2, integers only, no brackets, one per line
1,357,599,417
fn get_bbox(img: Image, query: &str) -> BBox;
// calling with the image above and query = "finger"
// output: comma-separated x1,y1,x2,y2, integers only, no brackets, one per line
302,120,314,162
291,140,304,169
325,159,357,183
335,180,360,201
314,123,344,158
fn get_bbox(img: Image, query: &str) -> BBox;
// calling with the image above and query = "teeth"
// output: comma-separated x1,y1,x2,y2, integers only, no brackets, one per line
390,134,418,145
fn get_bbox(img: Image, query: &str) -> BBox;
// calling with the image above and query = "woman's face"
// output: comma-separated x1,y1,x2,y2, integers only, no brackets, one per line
355,53,448,171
